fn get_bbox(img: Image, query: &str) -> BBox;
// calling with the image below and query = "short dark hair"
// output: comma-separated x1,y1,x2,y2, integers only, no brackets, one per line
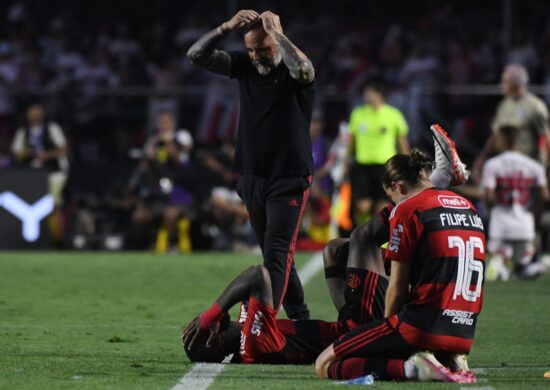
362,77,387,97
382,148,432,188
184,315,237,363
244,19,264,34
498,125,519,148
184,331,227,363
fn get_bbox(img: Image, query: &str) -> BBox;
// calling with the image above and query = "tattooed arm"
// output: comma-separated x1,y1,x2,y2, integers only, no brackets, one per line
261,11,315,84
186,9,260,76
186,27,231,76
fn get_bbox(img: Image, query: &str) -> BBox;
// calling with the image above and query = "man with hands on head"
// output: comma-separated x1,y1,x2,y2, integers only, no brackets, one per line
187,10,316,320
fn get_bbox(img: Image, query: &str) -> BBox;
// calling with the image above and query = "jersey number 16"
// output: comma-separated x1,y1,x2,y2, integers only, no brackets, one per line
448,236,484,302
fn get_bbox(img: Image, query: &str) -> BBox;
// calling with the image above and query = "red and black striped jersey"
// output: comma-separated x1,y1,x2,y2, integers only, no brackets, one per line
384,188,486,353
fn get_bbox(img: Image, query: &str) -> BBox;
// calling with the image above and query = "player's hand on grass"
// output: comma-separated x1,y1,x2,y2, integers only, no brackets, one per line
260,11,283,35
224,10,260,32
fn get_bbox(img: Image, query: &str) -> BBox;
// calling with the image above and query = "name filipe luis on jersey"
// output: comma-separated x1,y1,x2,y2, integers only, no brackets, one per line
439,212,484,229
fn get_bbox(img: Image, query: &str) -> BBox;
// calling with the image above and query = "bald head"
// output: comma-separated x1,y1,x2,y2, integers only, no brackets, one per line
501,64,529,97
244,25,281,75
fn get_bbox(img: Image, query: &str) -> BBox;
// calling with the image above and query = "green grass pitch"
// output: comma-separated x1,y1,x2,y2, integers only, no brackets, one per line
1,252,549,389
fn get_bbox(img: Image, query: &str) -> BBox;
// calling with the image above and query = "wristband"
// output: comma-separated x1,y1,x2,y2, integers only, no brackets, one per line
199,303,224,329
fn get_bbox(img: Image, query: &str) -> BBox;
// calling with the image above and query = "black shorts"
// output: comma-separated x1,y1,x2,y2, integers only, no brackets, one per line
335,241,389,325
350,163,387,201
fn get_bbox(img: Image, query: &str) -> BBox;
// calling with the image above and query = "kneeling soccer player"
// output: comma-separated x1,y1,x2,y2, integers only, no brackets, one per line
315,148,484,383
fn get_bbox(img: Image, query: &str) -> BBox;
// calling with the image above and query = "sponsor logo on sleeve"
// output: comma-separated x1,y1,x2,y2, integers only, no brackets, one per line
388,224,404,253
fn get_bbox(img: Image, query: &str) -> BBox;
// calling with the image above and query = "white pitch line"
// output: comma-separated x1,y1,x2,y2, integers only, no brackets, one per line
472,368,486,375
0,324,180,330
170,252,324,390
460,387,494,390
461,367,493,390
171,361,227,390
297,252,324,284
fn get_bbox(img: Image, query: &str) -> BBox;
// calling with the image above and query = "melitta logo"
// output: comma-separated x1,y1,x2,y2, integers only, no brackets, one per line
0,192,54,242
438,195,469,209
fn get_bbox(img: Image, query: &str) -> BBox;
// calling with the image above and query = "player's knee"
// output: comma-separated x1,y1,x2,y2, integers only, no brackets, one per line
249,266,273,305
257,265,271,284
323,238,348,268
250,265,271,289
350,221,373,245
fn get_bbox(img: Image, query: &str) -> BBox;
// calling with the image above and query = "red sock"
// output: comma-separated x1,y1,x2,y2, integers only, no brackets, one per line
328,358,368,379
327,358,406,380
386,359,406,380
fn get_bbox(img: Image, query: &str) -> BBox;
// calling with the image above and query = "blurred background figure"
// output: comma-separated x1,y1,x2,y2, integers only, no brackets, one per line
473,63,550,256
321,122,353,238
0,41,17,163
125,111,195,252
10,102,69,245
345,79,409,227
297,111,331,251
481,126,549,280
196,141,256,251
474,64,550,178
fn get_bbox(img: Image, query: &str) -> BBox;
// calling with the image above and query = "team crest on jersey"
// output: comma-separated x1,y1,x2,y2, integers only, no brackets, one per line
438,195,469,209
250,311,264,336
348,273,361,289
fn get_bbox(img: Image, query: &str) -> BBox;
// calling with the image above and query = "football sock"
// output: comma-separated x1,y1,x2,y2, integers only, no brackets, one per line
327,358,406,380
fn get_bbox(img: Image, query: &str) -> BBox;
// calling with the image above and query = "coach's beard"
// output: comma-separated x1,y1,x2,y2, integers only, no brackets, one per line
253,53,282,76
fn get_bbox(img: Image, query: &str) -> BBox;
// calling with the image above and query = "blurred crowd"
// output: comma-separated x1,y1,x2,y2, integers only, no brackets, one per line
1,0,550,253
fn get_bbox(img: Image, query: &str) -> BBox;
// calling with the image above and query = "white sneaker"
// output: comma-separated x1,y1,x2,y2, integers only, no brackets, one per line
408,351,459,382
431,124,470,186
449,353,469,372
449,354,477,383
